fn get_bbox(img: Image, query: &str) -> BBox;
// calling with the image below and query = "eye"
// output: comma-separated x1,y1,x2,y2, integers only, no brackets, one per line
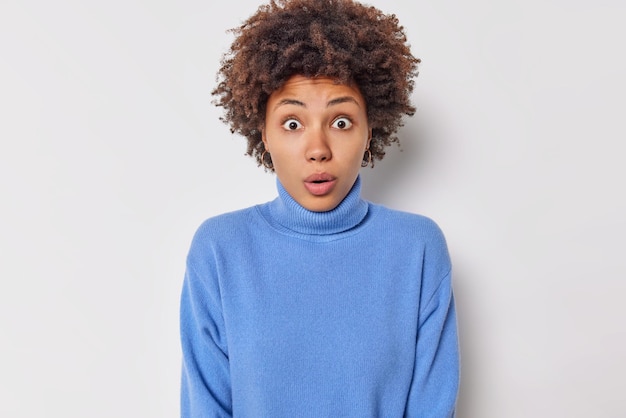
332,117,352,130
281,118,302,131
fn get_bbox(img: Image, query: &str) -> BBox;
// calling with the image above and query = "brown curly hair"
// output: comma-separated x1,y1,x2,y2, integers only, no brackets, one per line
212,0,420,167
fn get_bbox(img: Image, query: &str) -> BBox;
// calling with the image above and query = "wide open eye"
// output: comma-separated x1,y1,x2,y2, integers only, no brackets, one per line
282,118,302,131
332,117,353,130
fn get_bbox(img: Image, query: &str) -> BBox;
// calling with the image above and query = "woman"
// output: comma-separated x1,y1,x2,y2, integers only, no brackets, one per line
180,0,459,416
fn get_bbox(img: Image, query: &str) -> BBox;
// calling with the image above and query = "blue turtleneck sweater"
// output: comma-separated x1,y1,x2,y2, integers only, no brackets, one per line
180,177,459,417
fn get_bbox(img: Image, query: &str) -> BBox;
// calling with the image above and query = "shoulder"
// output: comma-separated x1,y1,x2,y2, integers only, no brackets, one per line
371,203,447,244
186,206,260,255
194,206,258,237
368,203,451,271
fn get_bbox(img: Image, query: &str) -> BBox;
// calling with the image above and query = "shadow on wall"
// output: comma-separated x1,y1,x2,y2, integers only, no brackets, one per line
451,260,479,417
360,109,438,207
360,125,416,204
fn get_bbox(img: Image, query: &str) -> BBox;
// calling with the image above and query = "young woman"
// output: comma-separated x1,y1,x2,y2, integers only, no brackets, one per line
180,0,459,416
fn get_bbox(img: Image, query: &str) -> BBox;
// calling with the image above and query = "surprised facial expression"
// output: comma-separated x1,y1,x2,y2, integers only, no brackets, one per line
262,75,371,212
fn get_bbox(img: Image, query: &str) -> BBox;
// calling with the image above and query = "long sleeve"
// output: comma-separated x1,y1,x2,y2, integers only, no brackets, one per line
180,250,232,418
405,271,459,417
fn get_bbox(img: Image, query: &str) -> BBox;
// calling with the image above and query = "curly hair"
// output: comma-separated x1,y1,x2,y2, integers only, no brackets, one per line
212,0,420,167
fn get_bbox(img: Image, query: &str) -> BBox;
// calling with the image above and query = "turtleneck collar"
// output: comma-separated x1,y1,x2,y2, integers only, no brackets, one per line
262,175,369,236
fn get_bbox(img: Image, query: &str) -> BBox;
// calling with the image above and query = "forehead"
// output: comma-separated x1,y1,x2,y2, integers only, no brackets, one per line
269,75,365,105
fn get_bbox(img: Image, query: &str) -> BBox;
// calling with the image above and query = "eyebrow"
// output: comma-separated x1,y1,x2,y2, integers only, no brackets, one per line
274,99,305,110
327,96,360,107
273,96,361,110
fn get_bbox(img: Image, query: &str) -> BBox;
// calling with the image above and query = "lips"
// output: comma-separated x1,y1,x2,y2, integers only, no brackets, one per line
304,173,337,196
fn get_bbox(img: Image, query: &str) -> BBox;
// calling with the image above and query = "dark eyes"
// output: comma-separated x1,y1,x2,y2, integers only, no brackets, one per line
282,119,302,130
332,117,352,129
281,117,353,131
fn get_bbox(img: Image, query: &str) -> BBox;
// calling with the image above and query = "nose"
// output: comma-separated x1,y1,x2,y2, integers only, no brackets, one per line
305,128,332,162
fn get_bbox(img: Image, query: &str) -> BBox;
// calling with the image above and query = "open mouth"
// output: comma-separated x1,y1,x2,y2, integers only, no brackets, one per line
305,173,335,183
304,174,337,196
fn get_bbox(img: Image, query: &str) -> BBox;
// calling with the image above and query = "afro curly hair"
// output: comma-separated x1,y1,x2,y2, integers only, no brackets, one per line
212,0,420,167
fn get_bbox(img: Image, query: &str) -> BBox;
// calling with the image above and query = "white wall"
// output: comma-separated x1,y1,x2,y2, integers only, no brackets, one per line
1,0,624,416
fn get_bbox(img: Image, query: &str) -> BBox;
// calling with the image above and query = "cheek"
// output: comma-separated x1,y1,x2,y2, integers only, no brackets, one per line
270,153,296,180
269,142,297,166
349,134,369,160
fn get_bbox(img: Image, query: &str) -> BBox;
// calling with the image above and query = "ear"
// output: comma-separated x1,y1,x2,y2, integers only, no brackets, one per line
261,128,269,151
366,128,372,149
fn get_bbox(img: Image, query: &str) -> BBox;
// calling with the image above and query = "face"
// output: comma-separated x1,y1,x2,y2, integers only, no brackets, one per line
262,75,371,212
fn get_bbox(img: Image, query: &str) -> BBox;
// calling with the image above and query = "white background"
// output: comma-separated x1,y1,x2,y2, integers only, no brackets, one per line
1,0,624,416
